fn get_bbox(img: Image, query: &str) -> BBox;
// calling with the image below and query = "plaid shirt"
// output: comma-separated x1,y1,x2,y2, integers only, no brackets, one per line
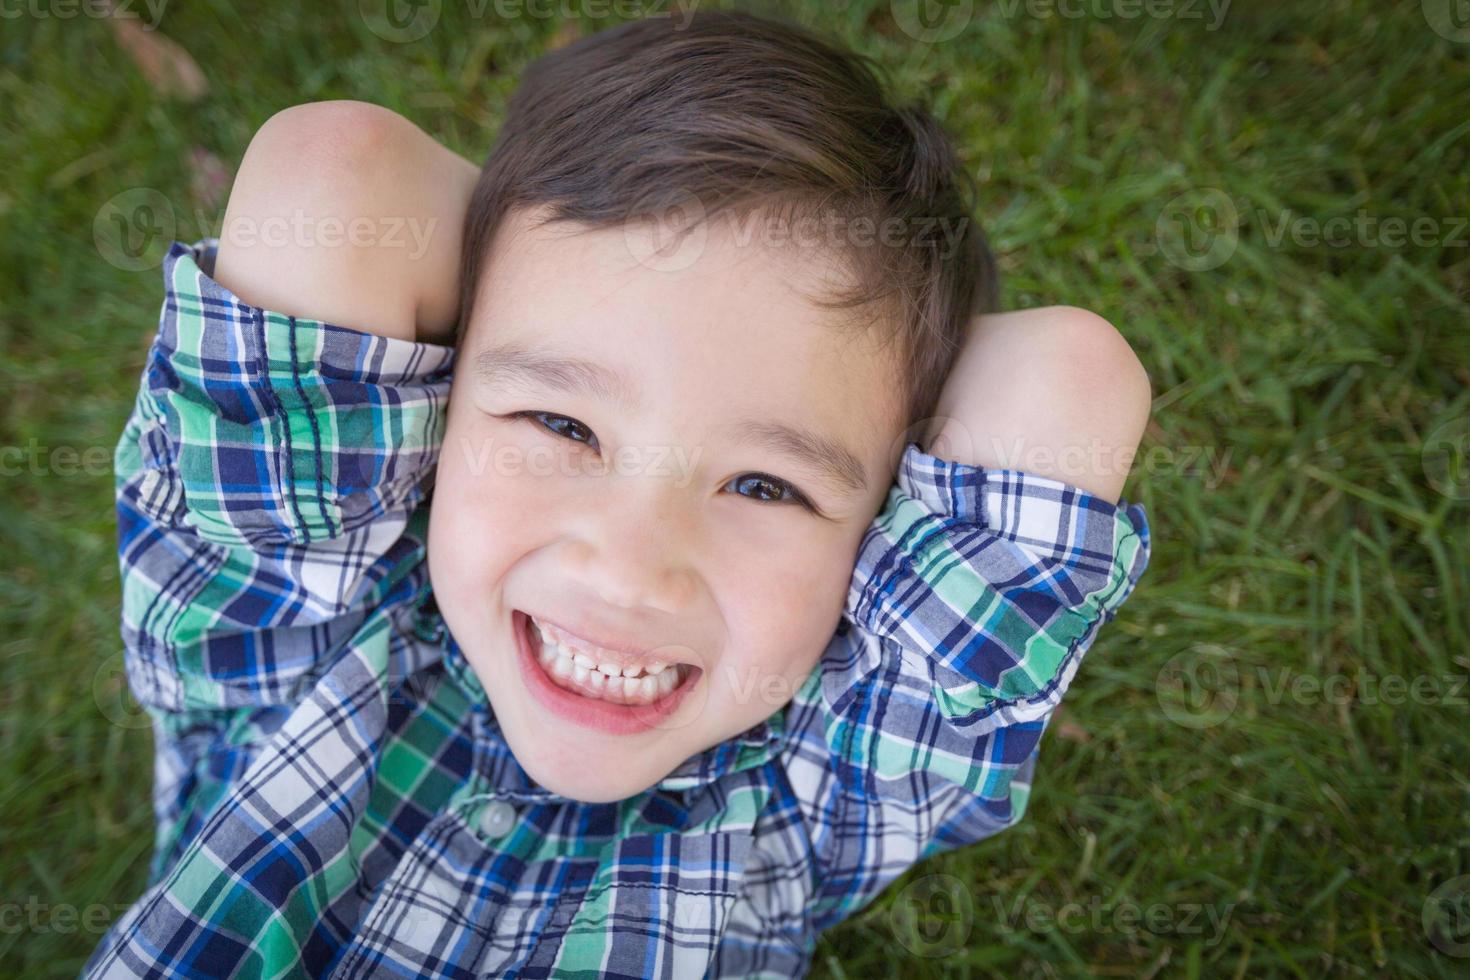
87,239,1151,979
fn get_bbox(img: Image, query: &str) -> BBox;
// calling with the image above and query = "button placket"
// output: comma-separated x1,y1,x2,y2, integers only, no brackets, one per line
479,800,517,839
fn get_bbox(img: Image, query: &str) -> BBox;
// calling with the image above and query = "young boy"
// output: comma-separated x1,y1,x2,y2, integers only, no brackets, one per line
88,11,1151,978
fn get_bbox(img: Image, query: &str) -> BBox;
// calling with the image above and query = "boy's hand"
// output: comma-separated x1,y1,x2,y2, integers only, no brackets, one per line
213,100,480,345
922,306,1152,504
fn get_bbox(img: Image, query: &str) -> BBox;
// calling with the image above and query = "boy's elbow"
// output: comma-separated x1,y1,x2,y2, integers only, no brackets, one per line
247,100,411,188
927,306,1152,501
1050,307,1151,494
1044,307,1152,418
1022,306,1152,502
214,100,427,341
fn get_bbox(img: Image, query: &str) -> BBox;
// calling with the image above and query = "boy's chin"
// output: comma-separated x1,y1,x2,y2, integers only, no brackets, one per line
496,715,674,802
513,743,668,804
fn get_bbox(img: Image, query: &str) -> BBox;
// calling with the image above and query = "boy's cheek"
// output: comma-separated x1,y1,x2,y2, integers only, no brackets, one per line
702,603,833,727
731,552,848,666
426,475,539,629
436,426,567,532
708,661,814,728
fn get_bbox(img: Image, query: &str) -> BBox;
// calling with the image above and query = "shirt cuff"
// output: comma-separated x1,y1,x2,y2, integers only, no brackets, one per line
845,440,1152,727
133,239,455,549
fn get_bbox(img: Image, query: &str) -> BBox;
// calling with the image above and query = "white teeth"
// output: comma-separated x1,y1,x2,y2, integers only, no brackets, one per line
530,617,685,706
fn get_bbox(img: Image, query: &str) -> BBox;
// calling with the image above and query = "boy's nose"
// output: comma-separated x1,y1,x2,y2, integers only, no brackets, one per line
579,537,697,615
568,484,699,615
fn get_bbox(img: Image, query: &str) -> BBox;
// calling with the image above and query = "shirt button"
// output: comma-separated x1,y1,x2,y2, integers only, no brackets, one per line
479,801,516,839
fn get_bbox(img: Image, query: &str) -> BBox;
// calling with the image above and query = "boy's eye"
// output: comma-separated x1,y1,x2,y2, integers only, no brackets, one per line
512,410,600,451
723,473,813,511
506,411,814,512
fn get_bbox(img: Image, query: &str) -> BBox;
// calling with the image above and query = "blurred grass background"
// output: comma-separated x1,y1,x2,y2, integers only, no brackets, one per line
2,0,1468,975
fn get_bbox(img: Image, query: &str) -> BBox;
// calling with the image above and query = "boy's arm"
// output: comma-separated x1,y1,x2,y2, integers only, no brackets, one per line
123,99,471,698
116,102,472,875
784,307,1153,932
213,99,479,343
923,305,1152,503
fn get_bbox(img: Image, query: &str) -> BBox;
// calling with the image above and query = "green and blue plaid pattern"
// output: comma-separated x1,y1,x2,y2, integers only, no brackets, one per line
87,239,1151,978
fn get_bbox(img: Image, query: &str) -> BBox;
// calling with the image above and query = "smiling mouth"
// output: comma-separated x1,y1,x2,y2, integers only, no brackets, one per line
515,610,700,715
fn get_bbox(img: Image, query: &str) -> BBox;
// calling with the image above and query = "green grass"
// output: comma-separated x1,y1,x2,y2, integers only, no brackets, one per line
2,0,1467,975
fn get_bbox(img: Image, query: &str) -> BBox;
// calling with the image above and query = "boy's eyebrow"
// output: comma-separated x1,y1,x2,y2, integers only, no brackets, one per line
472,342,869,496
473,342,640,412
718,417,869,496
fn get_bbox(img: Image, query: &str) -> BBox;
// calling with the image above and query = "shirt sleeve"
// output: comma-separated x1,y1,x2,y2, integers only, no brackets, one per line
781,440,1151,933
115,239,453,872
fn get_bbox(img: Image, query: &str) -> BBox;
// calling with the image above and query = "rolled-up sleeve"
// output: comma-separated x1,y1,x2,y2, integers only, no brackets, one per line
114,239,454,875
847,441,1151,732
782,440,1151,931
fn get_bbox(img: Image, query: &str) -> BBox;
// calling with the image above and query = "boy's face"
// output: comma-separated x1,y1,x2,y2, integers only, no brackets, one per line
428,206,904,802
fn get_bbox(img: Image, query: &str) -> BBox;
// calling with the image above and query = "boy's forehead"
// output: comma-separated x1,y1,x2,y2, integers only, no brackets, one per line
484,203,852,307
473,205,896,393
465,205,905,483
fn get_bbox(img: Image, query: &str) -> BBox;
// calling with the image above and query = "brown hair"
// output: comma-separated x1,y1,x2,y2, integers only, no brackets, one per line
456,8,998,434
